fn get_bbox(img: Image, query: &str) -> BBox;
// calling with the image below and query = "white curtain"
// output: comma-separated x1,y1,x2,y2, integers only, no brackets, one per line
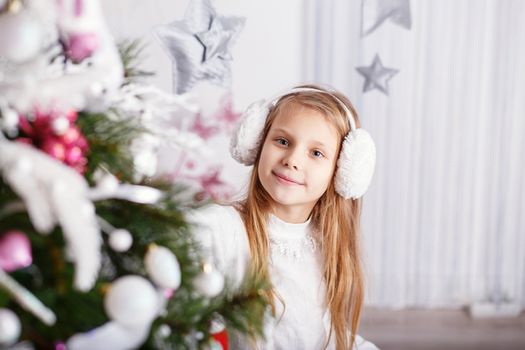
304,0,525,310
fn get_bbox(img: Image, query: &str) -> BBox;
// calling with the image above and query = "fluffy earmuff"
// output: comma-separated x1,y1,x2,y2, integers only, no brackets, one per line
229,87,376,199
229,99,269,165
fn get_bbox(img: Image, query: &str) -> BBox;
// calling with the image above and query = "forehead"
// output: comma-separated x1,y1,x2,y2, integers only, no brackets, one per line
270,103,339,149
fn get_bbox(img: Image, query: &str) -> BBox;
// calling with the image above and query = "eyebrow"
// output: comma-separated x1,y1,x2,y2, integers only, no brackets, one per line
271,127,332,150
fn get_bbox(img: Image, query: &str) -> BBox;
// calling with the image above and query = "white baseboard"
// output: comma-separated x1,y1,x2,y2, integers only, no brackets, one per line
469,302,522,318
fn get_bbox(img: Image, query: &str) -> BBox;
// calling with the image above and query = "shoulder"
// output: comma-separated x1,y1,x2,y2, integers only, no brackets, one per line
353,334,380,350
186,203,243,232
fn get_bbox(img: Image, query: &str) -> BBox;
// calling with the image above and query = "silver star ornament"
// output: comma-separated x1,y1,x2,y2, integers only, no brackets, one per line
361,0,412,37
155,0,245,94
356,54,398,95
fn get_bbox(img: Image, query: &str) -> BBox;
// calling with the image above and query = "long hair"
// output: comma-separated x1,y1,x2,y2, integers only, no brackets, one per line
233,85,365,350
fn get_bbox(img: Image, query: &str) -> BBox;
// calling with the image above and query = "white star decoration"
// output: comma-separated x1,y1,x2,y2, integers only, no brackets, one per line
356,54,399,95
155,0,245,94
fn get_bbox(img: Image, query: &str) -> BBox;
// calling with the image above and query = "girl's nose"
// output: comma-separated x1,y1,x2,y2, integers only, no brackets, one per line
282,149,302,170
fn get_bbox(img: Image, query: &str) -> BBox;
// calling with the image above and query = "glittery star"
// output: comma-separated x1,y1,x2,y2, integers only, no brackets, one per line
155,0,245,94
356,54,398,95
195,18,234,62
361,0,412,37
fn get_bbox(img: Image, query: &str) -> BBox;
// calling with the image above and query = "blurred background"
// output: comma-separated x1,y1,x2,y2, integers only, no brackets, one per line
101,0,525,349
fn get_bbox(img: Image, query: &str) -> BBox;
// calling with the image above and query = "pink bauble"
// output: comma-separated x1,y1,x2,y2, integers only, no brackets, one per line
61,127,80,146
75,134,88,150
64,32,100,63
54,342,67,350
163,288,176,300
0,231,32,272
65,110,78,123
41,138,66,161
65,146,83,165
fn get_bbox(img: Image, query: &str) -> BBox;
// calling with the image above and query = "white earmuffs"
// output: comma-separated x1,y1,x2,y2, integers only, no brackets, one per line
229,87,376,199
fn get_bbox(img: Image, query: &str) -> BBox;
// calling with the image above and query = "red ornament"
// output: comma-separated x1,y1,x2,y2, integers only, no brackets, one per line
211,329,228,350
15,109,89,174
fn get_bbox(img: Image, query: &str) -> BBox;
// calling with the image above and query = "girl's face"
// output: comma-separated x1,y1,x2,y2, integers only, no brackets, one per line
257,103,340,223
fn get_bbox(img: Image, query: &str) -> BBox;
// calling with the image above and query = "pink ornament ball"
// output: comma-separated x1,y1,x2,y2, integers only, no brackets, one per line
65,146,83,165
0,231,32,272
64,33,100,63
41,138,66,161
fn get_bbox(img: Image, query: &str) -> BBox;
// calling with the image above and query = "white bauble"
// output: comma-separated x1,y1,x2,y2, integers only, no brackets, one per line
0,309,21,346
108,229,133,252
144,245,181,290
51,117,70,135
157,324,171,339
0,13,42,62
104,275,158,327
94,172,119,192
0,108,19,132
193,265,224,298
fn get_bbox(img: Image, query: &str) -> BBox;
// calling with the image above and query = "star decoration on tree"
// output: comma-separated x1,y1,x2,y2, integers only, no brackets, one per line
155,0,245,94
356,54,399,95
361,0,412,37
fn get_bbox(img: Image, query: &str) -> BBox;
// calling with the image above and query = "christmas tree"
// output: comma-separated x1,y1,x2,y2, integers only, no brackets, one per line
0,1,267,349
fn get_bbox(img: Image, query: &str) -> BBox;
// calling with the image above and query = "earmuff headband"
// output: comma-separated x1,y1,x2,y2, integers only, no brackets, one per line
268,87,358,131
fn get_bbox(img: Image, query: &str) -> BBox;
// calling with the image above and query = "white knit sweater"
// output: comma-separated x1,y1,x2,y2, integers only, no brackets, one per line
187,204,379,350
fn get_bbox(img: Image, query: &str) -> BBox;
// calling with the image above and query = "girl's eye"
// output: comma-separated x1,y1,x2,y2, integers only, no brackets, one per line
312,150,324,158
276,138,288,146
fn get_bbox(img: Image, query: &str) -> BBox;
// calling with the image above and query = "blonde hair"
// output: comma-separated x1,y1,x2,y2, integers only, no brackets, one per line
233,85,365,350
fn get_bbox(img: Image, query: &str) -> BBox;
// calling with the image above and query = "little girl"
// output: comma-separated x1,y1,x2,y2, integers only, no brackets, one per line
188,85,378,350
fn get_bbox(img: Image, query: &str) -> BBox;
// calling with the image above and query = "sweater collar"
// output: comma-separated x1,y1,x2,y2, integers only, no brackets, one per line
268,213,313,238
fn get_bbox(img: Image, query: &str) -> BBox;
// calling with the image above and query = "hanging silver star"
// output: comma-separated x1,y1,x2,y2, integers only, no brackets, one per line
195,18,234,62
356,54,398,95
361,0,412,37
155,0,245,94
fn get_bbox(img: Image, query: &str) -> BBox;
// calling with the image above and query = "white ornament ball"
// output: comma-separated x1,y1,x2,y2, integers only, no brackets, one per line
108,229,133,252
104,275,158,327
0,309,21,346
1,108,19,131
157,324,171,339
51,117,70,135
0,13,42,62
87,82,105,98
193,265,224,298
95,173,119,192
144,244,181,290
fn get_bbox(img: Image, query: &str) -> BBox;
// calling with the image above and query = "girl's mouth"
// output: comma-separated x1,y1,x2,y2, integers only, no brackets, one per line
272,171,303,185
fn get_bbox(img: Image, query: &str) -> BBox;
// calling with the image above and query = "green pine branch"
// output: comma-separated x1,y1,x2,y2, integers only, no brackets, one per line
118,39,155,84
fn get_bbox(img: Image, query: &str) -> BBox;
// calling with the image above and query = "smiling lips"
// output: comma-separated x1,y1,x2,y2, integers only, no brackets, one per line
272,171,303,185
